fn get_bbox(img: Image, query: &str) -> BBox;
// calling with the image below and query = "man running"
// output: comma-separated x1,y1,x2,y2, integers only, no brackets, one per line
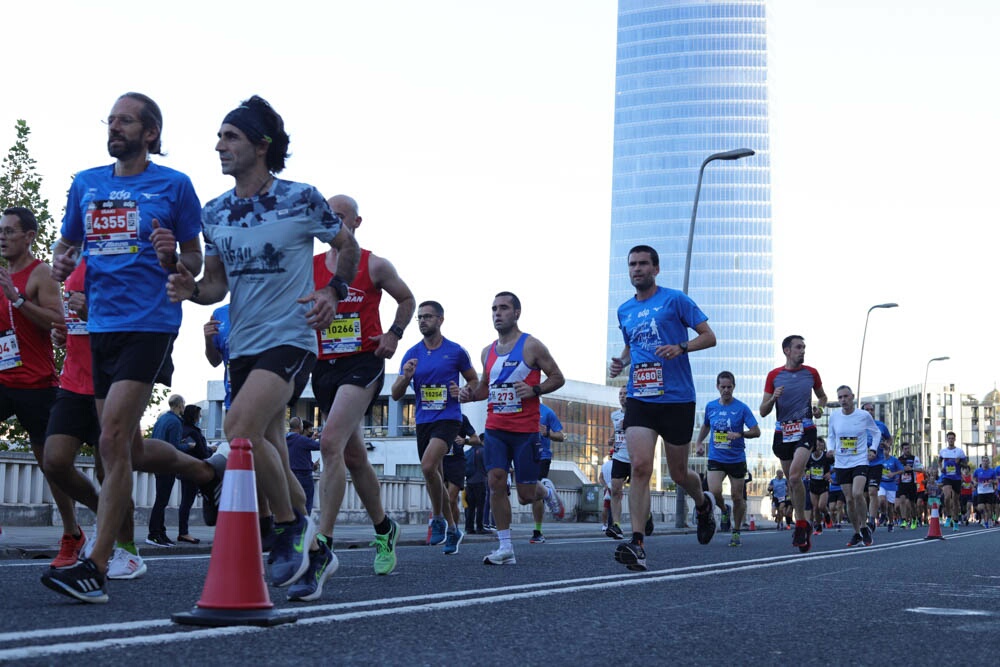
878,440,904,532
973,456,996,528
806,439,831,536
43,93,223,603
605,386,629,540
861,402,891,533
768,470,791,529
828,385,881,547
391,300,478,554
529,401,565,543
695,371,760,547
938,431,967,530
609,245,718,571
459,292,566,566
760,335,827,552
896,442,921,529
167,95,359,602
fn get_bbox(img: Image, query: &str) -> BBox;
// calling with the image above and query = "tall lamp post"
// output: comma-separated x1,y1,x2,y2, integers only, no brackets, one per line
676,148,755,527
856,302,898,402
921,356,950,465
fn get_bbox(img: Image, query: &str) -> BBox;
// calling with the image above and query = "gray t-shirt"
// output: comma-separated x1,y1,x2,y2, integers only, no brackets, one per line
203,179,341,358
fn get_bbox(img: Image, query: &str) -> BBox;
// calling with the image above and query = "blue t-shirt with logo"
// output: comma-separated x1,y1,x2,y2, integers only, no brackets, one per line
880,456,904,491
617,286,707,404
61,163,202,333
400,337,473,424
538,403,563,461
703,398,758,464
211,304,232,409
769,477,788,500
868,420,891,466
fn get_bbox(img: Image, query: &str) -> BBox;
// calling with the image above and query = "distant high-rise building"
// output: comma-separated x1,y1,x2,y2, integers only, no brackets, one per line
607,0,774,469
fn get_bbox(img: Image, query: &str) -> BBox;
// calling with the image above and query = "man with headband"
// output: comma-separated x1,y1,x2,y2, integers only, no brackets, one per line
43,93,225,604
166,95,359,602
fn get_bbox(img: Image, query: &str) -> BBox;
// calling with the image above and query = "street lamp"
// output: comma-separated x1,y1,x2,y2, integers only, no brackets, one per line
921,356,950,465
677,148,755,527
856,302,898,401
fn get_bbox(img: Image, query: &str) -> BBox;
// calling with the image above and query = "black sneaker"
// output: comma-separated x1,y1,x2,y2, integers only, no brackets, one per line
40,558,108,604
644,513,655,537
200,452,227,527
847,532,863,547
614,540,647,572
696,491,717,545
145,533,174,547
720,505,732,532
861,525,873,546
606,523,625,540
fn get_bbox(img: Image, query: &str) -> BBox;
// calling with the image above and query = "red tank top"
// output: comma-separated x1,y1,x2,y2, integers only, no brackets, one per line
0,258,58,389
313,249,382,359
484,333,541,433
60,260,93,395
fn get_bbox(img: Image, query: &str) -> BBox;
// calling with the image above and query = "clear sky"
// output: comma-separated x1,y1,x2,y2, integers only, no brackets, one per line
2,0,996,418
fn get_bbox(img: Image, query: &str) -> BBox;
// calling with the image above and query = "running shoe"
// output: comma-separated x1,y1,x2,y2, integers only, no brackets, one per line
601,523,608,532
605,523,625,540
40,558,108,604
942,516,952,528
847,532,863,547
107,547,147,580
695,491,717,545
720,505,732,533
952,523,960,533
287,542,338,602
429,517,447,546
867,518,876,534
51,529,86,569
792,520,811,551
529,530,546,544
443,527,464,555
82,524,97,559
614,539,647,572
729,531,742,547
644,513,655,537
483,546,516,565
541,479,565,520
372,518,400,575
199,452,228,527
270,512,316,587
861,525,873,546
145,533,175,547
814,522,824,536
887,522,894,533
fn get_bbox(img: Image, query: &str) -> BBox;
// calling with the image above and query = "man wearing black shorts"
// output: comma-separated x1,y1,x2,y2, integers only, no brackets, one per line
313,194,414,578
896,441,921,530
609,245,717,571
760,335,827,553
828,386,881,547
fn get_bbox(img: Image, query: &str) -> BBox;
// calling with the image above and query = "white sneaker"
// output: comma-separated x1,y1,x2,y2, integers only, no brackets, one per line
541,479,565,519
82,524,97,560
483,546,516,565
107,547,147,580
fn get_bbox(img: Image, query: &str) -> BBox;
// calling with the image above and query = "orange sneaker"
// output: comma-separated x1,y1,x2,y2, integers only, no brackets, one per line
51,528,86,569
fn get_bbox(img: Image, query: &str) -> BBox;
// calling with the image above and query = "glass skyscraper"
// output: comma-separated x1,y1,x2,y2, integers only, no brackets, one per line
607,0,774,474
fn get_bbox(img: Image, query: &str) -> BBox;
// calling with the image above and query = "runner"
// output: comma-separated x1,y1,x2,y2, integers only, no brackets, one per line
877,441,904,532
529,401,565,543
767,470,791,529
827,385,881,547
805,439,831,536
896,441,921,529
605,386,629,540
694,371,760,547
972,456,995,528
861,402,891,534
459,291,566,565
390,300,478,554
760,335,828,552
166,95,359,601
608,245,718,571
312,193,414,582
43,93,223,603
938,431,967,530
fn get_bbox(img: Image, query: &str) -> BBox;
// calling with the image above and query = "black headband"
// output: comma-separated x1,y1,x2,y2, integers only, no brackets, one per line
223,105,271,145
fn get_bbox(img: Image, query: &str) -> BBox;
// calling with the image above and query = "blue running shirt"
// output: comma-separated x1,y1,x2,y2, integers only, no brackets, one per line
703,398,758,464
399,337,473,424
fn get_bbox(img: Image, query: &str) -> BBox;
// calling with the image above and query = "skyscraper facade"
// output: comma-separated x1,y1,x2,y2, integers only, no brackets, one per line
607,0,774,469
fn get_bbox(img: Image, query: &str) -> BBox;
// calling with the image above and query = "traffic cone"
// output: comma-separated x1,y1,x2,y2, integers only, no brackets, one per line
924,496,945,541
749,514,756,531
173,438,296,627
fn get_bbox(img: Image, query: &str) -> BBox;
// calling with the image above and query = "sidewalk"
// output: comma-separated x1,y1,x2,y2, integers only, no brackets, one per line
0,519,698,561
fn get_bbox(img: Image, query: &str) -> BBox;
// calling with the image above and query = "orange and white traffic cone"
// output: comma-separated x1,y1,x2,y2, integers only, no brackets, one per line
749,514,756,531
924,496,945,541
173,438,296,627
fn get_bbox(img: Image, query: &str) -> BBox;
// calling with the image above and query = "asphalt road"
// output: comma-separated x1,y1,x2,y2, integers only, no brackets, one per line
2,525,998,666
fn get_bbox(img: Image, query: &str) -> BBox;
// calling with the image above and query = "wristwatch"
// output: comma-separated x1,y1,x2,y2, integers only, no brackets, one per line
327,276,349,301
11,293,26,309
679,341,688,354
532,384,543,397
388,324,405,339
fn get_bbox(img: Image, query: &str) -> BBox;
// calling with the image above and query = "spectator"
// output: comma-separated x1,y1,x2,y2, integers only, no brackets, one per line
176,405,209,544
287,417,321,515
147,395,185,547
464,429,487,533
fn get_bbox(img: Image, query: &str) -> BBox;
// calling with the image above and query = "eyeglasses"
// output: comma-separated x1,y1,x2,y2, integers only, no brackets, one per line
0,227,24,237
103,115,141,127
415,314,439,321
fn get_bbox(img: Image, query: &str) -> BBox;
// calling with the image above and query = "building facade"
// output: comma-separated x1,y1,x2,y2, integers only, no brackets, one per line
607,0,775,479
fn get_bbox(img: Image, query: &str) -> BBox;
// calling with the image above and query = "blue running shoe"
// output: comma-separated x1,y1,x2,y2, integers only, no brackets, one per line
429,517,447,546
287,542,338,602
443,527,464,555
270,512,316,587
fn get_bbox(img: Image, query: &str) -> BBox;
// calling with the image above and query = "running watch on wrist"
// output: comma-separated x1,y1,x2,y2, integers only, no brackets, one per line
11,293,26,309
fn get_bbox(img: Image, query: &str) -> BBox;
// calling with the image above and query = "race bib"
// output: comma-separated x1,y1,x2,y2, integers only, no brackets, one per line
419,384,447,411
614,432,626,445
944,462,956,475
0,329,22,371
489,383,522,414
632,361,663,397
320,313,362,354
713,430,730,449
63,294,87,336
839,437,858,455
901,472,913,483
809,466,824,480
781,420,803,443
85,199,139,255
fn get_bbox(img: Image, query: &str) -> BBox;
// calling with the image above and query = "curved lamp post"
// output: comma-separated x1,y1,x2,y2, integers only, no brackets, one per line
921,356,950,464
856,302,898,401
